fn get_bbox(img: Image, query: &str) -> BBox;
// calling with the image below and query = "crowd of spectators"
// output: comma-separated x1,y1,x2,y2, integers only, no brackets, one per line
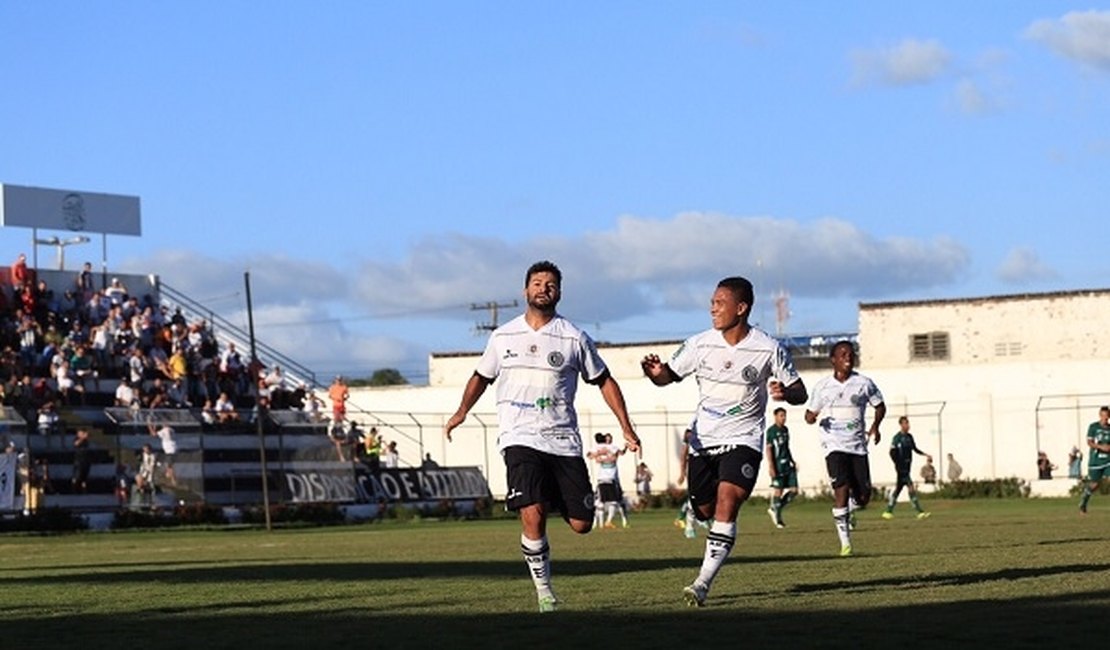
0,254,303,429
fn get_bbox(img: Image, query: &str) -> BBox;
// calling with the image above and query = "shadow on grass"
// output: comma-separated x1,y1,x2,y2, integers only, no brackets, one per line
7,587,1110,650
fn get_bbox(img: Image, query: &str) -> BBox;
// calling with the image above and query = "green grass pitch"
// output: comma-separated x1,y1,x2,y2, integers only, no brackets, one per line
1,498,1106,650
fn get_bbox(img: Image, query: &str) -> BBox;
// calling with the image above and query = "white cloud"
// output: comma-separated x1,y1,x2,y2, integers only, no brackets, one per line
1025,10,1110,71
995,247,1058,284
850,38,952,87
122,213,972,381
953,78,1000,115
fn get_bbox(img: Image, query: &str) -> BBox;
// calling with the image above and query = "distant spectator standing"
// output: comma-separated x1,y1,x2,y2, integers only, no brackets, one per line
362,426,382,471
75,261,94,302
37,402,61,435
946,453,963,482
920,456,937,485
635,461,653,510
383,440,399,468
71,428,91,493
1037,451,1055,480
422,453,439,469
135,443,157,504
1067,446,1083,480
328,375,349,424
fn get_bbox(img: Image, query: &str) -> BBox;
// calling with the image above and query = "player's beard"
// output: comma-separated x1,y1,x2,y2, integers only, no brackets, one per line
527,293,558,314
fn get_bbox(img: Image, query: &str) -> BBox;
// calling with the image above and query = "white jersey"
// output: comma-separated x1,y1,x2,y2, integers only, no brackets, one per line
806,371,884,456
475,314,609,457
592,442,622,483
669,327,800,455
155,426,177,455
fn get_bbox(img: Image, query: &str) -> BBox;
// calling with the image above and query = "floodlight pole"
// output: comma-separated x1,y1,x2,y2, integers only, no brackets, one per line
245,271,272,531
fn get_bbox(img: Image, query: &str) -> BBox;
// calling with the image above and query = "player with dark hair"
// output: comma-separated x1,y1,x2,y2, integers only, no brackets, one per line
882,415,930,520
805,340,886,557
642,275,807,607
445,260,640,613
765,407,798,528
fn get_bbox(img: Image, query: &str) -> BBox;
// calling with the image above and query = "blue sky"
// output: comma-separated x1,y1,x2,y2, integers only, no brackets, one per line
2,3,1108,383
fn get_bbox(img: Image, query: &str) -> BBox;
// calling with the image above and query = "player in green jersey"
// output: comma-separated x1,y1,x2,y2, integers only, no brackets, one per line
1079,406,1110,515
765,407,798,528
882,416,931,519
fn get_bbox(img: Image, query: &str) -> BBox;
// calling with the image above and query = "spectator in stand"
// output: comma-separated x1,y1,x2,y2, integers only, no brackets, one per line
114,462,132,506
219,342,245,397
104,277,128,306
17,314,40,369
304,387,325,421
71,428,91,493
200,398,217,428
362,426,382,471
215,391,239,424
147,416,177,487
135,443,157,503
128,347,147,387
286,382,307,411
383,440,399,468
70,344,99,394
166,378,190,408
1067,446,1083,479
75,261,94,303
422,452,439,469
328,375,349,425
11,253,30,295
89,324,112,377
166,345,188,382
37,401,61,435
327,418,350,462
115,379,138,410
143,377,169,409
53,359,81,405
33,279,58,324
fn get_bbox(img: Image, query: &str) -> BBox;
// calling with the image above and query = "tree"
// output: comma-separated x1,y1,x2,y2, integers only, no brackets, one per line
364,368,408,387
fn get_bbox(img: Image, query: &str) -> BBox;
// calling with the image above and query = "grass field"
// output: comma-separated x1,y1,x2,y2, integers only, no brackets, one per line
2,498,1107,650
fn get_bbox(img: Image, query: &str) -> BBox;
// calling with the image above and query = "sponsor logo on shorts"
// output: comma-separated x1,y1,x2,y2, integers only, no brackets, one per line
742,463,756,479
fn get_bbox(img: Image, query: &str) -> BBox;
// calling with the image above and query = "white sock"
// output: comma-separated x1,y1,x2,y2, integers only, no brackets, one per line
521,534,553,597
833,507,851,547
695,520,737,589
848,497,860,513
619,504,628,526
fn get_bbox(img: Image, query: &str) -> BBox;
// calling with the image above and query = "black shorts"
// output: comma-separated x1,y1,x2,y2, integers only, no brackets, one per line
597,482,622,504
687,445,762,513
503,446,594,523
825,451,872,495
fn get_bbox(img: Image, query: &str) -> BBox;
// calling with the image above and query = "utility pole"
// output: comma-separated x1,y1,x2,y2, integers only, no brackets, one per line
472,300,518,333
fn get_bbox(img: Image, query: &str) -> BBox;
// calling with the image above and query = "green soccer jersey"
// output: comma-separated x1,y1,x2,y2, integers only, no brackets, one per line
889,432,921,470
766,424,795,474
1088,421,1110,470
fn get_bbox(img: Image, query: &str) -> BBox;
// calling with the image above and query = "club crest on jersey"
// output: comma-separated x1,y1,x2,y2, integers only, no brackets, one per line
742,365,759,382
547,351,565,367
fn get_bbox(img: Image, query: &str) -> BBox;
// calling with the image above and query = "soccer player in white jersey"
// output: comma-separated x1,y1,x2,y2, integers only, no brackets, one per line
804,340,886,557
444,260,641,613
641,276,807,607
